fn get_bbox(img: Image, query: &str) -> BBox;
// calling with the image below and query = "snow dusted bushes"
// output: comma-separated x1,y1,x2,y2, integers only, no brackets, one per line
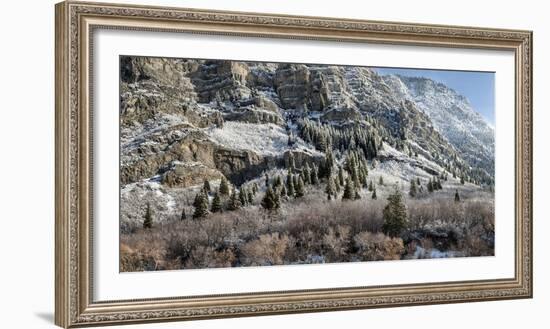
120,195,494,271
354,232,405,261
240,233,290,266
404,198,494,257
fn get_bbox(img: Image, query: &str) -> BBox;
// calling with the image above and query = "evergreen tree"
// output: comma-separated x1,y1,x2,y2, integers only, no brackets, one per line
219,177,230,196
342,177,355,201
321,149,334,178
265,173,270,187
409,179,417,197
286,173,295,197
273,175,283,189
180,206,186,221
454,189,461,203
311,164,320,185
382,187,408,237
460,176,465,185
193,191,209,219
203,179,211,193
280,184,288,197
368,180,374,192
211,192,222,213
239,188,248,206
143,202,153,229
227,188,241,211
303,163,311,185
338,165,345,187
417,177,421,186
261,186,280,211
371,186,377,200
295,176,305,198
427,179,434,193
252,182,259,195
354,189,361,200
325,176,335,200
247,189,254,204
379,176,384,186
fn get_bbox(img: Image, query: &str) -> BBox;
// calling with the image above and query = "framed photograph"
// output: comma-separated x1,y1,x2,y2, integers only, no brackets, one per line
55,1,532,327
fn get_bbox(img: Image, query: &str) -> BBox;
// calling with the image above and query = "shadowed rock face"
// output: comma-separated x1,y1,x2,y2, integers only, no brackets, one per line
119,55,494,195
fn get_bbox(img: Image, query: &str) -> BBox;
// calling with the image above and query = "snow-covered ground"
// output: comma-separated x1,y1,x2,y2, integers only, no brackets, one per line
207,121,321,157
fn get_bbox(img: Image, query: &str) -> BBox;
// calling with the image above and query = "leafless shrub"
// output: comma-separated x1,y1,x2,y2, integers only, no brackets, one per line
240,233,290,266
322,225,352,262
353,231,405,261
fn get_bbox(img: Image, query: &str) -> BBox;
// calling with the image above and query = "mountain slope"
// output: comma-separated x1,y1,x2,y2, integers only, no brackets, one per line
382,74,495,181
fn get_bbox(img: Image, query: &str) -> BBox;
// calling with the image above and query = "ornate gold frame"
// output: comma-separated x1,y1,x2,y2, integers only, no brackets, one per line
55,1,533,327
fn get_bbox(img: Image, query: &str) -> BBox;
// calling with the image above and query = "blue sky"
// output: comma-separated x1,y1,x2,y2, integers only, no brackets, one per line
374,67,495,125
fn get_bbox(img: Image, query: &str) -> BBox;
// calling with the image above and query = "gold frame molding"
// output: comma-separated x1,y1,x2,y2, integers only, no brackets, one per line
55,1,533,327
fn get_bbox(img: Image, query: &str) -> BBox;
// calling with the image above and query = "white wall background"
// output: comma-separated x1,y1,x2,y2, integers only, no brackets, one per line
0,0,546,328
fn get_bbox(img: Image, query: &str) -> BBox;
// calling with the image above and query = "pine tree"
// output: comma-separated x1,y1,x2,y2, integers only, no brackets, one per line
247,189,254,204
326,176,335,200
227,188,241,211
273,175,283,189
239,188,248,207
460,176,465,185
417,177,421,186
354,189,361,200
342,177,355,201
427,179,434,193
372,186,377,200
203,179,211,193
180,207,186,221
382,187,408,237
368,180,374,192
219,177,230,196
265,173,270,187
280,184,287,197
409,179,417,197
338,165,345,187
193,191,209,219
303,163,311,185
295,176,305,198
211,192,222,213
379,176,384,186
311,164,320,185
143,203,153,229
286,173,295,197
261,186,280,211
454,189,461,202
252,182,259,195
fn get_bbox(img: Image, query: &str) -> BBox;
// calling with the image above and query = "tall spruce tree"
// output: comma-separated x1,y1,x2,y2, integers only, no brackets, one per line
311,164,320,185
342,177,355,201
382,187,408,237
326,176,335,200
143,202,153,229
372,186,377,200
368,180,374,192
239,188,248,207
295,176,305,198
192,191,209,219
409,179,417,197
379,176,384,186
303,163,311,184
203,179,211,193
227,188,241,211
211,192,222,213
454,189,461,202
261,186,280,211
286,173,295,197
338,165,345,187
219,177,230,196
427,179,434,193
